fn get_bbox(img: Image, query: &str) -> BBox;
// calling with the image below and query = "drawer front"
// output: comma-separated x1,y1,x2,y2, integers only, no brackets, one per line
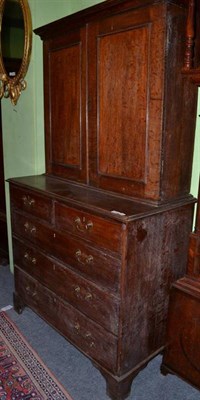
15,268,118,373
12,212,121,293
13,239,119,335
12,211,55,250
10,185,52,222
54,202,123,253
52,230,121,293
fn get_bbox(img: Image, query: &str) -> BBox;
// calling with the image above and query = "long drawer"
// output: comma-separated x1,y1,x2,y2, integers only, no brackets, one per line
54,201,123,253
15,268,118,373
12,211,121,293
10,186,52,222
13,238,120,335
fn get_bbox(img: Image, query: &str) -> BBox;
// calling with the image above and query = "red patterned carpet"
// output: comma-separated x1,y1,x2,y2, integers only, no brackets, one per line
0,312,73,399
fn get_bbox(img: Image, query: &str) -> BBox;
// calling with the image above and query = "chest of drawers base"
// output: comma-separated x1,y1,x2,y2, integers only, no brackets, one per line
10,175,195,400
13,281,163,400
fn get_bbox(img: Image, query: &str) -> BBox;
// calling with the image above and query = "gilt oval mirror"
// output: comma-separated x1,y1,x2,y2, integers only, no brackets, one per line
0,0,32,105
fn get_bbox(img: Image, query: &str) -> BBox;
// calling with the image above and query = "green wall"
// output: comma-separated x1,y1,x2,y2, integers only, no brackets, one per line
1,0,104,270
1,0,200,270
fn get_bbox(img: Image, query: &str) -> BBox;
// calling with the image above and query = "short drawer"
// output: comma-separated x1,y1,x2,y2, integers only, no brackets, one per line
10,185,52,222
54,202,123,253
13,238,120,335
14,268,118,373
12,212,121,293
12,211,55,251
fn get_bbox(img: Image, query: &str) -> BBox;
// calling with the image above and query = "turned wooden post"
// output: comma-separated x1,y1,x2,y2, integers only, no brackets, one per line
183,0,195,70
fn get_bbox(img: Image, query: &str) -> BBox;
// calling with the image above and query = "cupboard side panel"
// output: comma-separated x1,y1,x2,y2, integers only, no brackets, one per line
119,205,194,374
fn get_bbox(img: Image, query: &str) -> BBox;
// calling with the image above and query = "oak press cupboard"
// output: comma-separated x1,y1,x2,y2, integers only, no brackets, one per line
9,1,200,399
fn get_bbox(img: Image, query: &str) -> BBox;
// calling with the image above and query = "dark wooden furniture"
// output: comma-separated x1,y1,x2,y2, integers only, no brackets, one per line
161,179,200,390
0,102,8,262
9,1,200,399
161,1,200,386
182,0,200,84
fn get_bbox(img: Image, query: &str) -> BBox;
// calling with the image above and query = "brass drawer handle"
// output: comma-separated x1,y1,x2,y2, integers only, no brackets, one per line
22,195,35,207
85,331,92,338
73,324,95,347
73,286,93,301
74,322,80,332
25,285,37,297
75,249,93,265
24,252,37,265
85,332,95,348
74,216,93,232
24,221,36,235
85,293,92,301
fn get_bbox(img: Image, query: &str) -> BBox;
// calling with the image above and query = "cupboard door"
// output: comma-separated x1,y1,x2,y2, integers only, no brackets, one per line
88,5,165,200
44,27,87,183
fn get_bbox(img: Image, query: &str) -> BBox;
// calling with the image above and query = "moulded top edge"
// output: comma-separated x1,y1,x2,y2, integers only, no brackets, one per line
34,0,188,40
8,174,196,223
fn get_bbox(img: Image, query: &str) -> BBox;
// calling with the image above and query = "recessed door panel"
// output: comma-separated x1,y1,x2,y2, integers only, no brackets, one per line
88,6,165,199
51,45,81,167
44,29,87,182
98,27,148,182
